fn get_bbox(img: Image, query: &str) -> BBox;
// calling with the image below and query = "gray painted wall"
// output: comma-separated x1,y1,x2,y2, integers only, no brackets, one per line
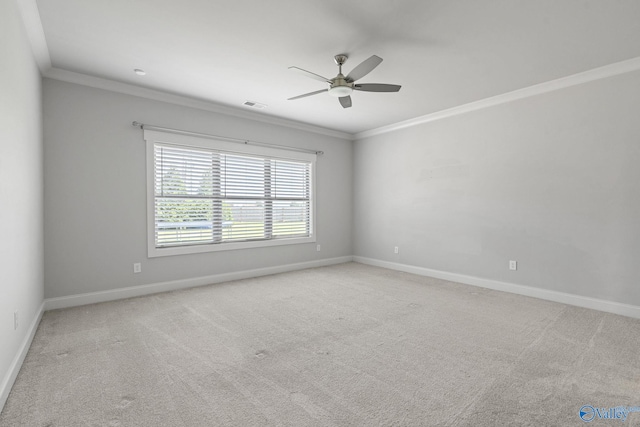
0,0,44,403
354,70,640,306
43,79,353,299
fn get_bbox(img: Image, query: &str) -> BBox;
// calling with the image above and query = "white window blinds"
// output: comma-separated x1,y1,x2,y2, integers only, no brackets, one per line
148,134,314,255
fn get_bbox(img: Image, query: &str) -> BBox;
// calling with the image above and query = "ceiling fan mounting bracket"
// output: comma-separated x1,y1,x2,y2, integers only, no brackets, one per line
333,54,348,66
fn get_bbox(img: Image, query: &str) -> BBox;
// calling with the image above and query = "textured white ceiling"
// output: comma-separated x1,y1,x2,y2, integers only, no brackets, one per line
34,0,640,135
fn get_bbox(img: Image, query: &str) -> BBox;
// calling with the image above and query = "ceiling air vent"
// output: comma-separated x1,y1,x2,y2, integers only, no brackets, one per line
243,101,267,109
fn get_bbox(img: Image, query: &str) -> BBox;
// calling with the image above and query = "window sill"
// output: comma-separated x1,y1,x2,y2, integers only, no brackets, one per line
148,235,316,258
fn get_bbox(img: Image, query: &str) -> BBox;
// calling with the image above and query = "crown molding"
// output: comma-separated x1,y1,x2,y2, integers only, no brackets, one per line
17,0,350,141
43,68,353,141
15,0,51,72
355,56,640,140
17,0,640,142
41,56,640,142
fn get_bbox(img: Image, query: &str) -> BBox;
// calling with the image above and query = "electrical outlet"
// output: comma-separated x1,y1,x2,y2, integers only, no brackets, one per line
316,244,321,252
133,263,142,274
14,311,18,330
509,260,517,271
394,246,399,254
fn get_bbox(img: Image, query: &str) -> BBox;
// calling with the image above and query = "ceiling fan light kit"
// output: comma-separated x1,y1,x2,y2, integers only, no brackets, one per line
288,54,401,108
328,84,353,97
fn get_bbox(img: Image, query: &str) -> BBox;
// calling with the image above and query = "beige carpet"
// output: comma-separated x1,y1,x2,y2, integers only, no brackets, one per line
2,262,640,426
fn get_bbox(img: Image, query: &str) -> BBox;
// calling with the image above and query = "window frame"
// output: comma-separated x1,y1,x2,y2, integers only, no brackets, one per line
145,129,316,258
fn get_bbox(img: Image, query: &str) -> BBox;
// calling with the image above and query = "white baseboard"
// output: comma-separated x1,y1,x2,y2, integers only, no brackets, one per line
0,301,44,413
45,255,640,319
6,255,637,416
44,256,354,311
353,256,640,320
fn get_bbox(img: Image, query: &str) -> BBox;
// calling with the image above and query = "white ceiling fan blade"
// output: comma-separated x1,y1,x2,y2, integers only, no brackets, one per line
345,55,383,82
354,83,401,92
288,89,328,100
339,96,352,108
288,66,331,83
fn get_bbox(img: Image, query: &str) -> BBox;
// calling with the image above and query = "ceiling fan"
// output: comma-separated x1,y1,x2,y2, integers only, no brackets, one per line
288,54,401,108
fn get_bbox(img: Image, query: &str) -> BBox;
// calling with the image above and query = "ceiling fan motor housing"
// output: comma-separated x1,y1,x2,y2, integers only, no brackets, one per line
329,75,353,97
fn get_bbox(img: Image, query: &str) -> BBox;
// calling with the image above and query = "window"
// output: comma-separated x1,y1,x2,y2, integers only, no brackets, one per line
145,129,315,257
